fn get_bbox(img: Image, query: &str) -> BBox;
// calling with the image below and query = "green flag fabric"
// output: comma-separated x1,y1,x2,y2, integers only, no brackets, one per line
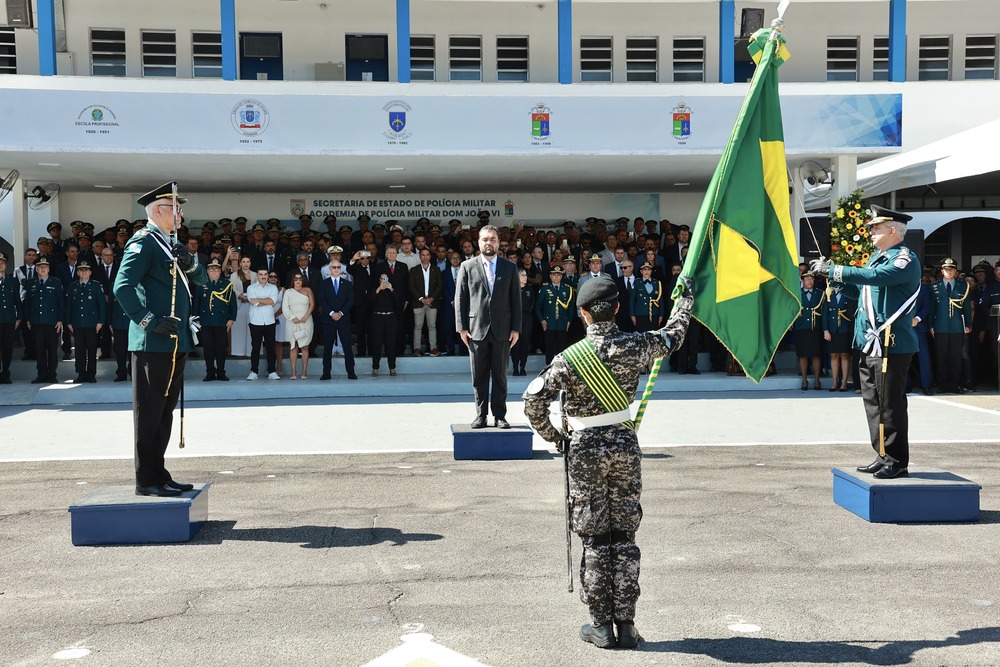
672,27,799,383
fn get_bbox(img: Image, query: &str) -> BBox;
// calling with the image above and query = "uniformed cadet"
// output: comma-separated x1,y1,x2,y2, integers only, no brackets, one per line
822,284,855,392
66,261,107,383
23,256,64,383
811,205,920,479
982,265,1000,387
522,274,694,650
629,262,664,332
194,257,237,381
0,253,23,384
794,272,826,391
535,265,575,364
113,182,207,497
928,258,973,393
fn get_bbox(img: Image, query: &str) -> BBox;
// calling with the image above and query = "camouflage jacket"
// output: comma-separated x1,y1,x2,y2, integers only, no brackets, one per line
523,320,671,443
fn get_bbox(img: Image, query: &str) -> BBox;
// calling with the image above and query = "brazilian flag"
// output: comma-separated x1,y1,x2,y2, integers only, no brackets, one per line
673,26,798,383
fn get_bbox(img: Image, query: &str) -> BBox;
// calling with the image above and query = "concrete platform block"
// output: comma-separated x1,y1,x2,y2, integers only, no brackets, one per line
452,424,533,460
832,467,980,523
69,483,211,546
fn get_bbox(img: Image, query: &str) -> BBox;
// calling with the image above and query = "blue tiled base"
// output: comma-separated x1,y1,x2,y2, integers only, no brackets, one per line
69,483,211,546
832,467,980,523
452,424,534,460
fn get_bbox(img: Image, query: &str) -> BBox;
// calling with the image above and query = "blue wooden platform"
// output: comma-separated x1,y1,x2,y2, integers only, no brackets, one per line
452,424,534,460
69,483,211,546
832,467,980,523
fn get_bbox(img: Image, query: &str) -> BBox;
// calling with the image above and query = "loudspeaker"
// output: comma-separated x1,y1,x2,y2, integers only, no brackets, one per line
904,229,925,266
800,216,830,260
740,8,765,38
5,0,32,28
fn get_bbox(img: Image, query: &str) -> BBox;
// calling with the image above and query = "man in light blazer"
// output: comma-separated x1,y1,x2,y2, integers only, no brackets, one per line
456,225,522,429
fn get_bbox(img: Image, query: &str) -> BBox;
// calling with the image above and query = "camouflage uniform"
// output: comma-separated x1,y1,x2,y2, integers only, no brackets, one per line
523,300,691,628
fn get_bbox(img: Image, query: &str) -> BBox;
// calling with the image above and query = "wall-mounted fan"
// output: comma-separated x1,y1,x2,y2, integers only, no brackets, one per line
797,160,834,194
0,169,19,205
26,183,60,210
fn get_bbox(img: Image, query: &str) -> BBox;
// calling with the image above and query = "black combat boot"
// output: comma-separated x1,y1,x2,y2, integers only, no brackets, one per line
580,622,617,649
616,620,641,649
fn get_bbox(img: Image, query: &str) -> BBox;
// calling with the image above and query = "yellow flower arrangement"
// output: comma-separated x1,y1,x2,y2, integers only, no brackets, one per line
828,189,875,267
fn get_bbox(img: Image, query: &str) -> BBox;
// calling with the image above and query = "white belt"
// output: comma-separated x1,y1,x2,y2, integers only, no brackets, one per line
567,408,633,430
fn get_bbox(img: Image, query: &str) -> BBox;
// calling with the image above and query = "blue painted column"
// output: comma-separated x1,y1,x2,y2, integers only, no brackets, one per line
221,0,238,81
888,0,906,82
558,0,572,84
719,0,735,84
37,0,57,76
397,0,411,83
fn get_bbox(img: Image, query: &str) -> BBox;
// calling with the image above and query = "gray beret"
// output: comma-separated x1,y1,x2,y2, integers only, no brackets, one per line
577,275,619,309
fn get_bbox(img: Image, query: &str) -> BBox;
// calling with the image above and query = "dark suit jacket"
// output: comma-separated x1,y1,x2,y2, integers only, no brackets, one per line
615,275,636,331
93,261,119,293
455,255,521,341
317,275,354,327
348,261,375,318
286,265,321,294
54,261,81,295
408,263,443,309
604,261,624,280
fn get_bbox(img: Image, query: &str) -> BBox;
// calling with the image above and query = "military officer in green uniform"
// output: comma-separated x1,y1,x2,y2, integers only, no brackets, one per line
193,256,237,381
928,258,973,393
23,256,64,384
811,205,921,479
535,265,575,363
523,275,694,650
0,252,23,384
66,260,107,383
113,182,207,497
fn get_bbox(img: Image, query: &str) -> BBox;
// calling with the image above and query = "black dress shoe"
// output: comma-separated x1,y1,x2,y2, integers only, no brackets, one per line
0,377,11,385
580,623,617,649
616,621,641,649
203,375,216,382
165,480,194,492
922,387,934,396
217,374,230,381
320,374,332,381
470,417,487,429
114,376,128,382
348,373,358,380
689,368,701,375
31,376,45,384
135,485,182,497
874,465,908,479
857,460,884,474
495,418,511,429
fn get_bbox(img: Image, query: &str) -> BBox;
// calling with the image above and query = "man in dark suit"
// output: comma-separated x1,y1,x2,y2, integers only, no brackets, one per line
615,259,636,332
373,245,410,353
348,249,375,356
318,260,357,380
94,246,119,359
455,225,522,429
408,247,443,356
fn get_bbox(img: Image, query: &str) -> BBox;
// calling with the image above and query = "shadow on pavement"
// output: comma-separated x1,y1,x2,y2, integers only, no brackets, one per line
640,626,1000,664
193,521,444,549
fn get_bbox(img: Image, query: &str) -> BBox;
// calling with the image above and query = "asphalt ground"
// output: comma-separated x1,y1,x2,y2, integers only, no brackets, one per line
1,391,999,667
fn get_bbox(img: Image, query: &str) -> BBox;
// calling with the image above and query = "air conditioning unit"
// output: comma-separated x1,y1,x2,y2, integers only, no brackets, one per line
315,61,345,81
5,0,32,28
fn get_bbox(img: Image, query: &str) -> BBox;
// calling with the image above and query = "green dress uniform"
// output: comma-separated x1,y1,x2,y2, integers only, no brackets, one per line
628,278,664,331
821,290,855,354
830,238,921,472
0,270,23,383
24,274,64,382
193,276,237,380
535,282,575,363
66,278,107,381
113,208,207,493
522,275,694,650
928,278,973,392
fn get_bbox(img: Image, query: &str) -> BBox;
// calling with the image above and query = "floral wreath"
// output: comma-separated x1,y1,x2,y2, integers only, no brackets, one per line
829,188,875,268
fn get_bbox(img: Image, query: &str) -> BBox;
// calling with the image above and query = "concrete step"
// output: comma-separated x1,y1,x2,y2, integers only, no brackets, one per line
1,352,807,406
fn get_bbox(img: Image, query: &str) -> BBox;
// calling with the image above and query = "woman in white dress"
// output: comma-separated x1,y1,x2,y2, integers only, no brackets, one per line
229,254,253,358
269,272,286,376
282,272,315,379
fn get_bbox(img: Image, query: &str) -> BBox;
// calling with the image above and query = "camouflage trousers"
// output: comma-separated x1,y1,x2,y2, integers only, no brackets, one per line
568,424,642,625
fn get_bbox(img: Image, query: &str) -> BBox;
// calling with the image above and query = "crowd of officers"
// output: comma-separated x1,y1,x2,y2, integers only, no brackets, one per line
793,256,1000,395
2,211,998,387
